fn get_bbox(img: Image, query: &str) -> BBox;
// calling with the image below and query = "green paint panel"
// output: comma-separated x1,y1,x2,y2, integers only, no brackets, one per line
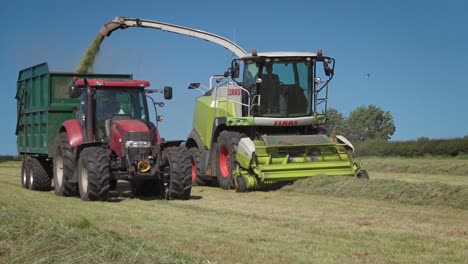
16,62,133,157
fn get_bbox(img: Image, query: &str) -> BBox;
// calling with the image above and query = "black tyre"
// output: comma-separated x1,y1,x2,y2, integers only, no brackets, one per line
235,176,247,193
21,157,30,189
189,147,210,186
53,132,78,196
215,131,242,190
29,158,52,191
161,147,192,200
77,147,111,201
356,170,369,179
130,179,159,197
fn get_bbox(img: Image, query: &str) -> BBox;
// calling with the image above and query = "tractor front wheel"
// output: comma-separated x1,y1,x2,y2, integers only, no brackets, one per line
77,147,110,201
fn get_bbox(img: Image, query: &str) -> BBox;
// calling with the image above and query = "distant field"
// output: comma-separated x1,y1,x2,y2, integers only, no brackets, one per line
1,159,467,263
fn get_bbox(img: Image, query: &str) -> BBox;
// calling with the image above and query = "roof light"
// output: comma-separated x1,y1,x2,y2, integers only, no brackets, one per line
317,49,323,56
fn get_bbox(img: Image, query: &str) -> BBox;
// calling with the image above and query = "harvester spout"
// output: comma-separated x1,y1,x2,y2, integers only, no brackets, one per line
99,17,248,58
99,17,127,37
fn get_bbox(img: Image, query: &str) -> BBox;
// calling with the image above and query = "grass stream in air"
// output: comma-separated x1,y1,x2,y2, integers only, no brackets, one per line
76,34,104,74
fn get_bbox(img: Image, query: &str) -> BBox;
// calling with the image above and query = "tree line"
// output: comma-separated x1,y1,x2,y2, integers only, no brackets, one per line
324,105,468,157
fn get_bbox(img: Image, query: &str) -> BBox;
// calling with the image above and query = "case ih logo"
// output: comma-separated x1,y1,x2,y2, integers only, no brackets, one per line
228,88,241,96
274,120,299,126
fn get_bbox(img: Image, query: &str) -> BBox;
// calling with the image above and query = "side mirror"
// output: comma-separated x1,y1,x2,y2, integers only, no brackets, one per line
188,83,200,89
69,85,81,98
163,86,173,100
231,61,240,79
323,59,334,77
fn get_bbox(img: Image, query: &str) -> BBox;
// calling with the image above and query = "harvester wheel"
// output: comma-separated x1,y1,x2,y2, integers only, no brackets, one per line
356,170,369,179
216,131,241,190
77,147,111,201
235,176,247,193
161,147,192,200
189,147,210,186
53,132,78,196
29,157,52,191
21,157,30,189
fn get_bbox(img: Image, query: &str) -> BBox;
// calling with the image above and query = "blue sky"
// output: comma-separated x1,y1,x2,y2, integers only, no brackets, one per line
1,0,467,155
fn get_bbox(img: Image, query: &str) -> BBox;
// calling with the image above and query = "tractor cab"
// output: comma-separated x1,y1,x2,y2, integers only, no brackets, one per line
231,50,335,121
70,79,152,143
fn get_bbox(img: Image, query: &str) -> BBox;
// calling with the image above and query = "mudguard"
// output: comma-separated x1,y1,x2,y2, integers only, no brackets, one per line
62,120,84,147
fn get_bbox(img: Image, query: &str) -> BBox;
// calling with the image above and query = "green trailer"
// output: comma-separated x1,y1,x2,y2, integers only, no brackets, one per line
16,62,132,191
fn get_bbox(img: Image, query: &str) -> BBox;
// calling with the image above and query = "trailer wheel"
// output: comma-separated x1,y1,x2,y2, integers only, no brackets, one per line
189,147,210,186
161,147,192,200
216,131,241,190
29,158,52,191
21,157,30,189
77,147,111,201
53,132,78,196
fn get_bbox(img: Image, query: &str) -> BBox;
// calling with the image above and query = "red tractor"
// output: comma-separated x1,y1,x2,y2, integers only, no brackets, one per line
54,78,192,201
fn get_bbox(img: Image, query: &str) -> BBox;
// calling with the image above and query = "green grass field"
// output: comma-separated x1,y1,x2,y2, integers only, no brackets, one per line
1,158,467,263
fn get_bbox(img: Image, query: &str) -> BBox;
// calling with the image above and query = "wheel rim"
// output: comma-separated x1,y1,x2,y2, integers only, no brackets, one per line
22,164,28,186
29,167,34,187
191,157,196,181
80,160,89,194
219,146,230,178
55,155,63,188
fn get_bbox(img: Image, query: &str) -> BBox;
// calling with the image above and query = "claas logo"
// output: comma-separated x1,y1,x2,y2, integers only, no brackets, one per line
228,88,241,96
273,120,299,126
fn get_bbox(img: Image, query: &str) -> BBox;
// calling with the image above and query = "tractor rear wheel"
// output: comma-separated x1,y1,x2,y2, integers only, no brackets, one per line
161,147,192,200
53,132,78,196
21,157,29,189
77,147,110,201
29,157,52,191
215,131,241,190
189,147,210,186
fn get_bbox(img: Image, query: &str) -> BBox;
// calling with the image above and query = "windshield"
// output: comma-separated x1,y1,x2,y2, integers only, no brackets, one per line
96,88,148,121
243,58,312,117
240,56,334,118
94,88,149,141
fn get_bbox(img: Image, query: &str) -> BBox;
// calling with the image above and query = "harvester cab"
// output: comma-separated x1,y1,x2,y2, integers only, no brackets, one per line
187,50,368,191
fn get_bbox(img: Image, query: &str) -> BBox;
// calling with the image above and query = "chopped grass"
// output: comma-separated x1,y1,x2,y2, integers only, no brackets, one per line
76,34,104,74
281,176,468,209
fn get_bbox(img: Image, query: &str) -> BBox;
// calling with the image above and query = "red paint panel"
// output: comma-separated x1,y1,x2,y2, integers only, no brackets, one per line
74,79,150,88
110,120,150,157
63,120,84,147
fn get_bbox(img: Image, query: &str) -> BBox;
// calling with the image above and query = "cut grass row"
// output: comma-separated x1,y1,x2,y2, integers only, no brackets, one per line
1,159,467,263
0,203,196,264
282,176,468,209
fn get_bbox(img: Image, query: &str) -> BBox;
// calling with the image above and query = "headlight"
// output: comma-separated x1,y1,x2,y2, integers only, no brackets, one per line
125,140,151,148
